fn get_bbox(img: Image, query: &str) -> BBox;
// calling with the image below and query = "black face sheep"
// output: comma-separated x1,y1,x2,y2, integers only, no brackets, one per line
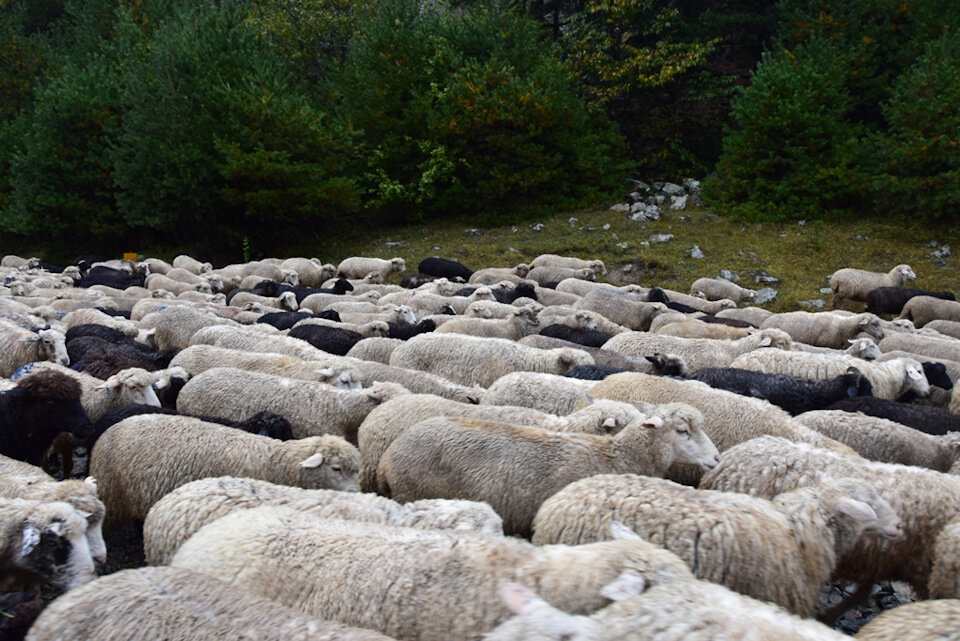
826,395,960,435
0,369,93,467
66,334,170,372
865,286,955,315
376,404,720,537
687,366,873,415
539,324,611,348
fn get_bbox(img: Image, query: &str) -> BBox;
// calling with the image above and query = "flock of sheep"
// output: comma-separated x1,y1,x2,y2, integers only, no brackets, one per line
3,250,960,640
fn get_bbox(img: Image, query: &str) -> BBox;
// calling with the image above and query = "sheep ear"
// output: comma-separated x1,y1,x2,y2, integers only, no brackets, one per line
644,354,663,366
365,388,384,402
152,377,169,390
859,317,871,326
500,581,545,615
559,353,575,366
758,337,772,347
601,417,617,432
316,367,335,378
583,393,595,405
908,368,923,381
641,415,665,430
96,379,123,391
609,521,641,541
84,476,98,490
600,570,647,601
300,453,324,469
835,498,878,524
20,524,41,557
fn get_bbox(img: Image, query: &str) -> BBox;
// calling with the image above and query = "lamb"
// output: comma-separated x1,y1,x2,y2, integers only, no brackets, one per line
853,599,960,641
530,473,900,615
573,290,668,331
480,371,597,415
826,395,960,435
389,332,594,387
525,266,596,286
700,435,960,603
865,286,955,315
89,413,360,530
0,497,96,593
0,455,107,567
899,295,960,327
830,264,916,308
529,253,607,276
690,277,757,303
0,368,93,468
417,256,474,281
143,476,504,565
730,351,930,400
434,306,541,340
171,254,212,274
376,404,719,537
357,393,660,492
0,321,69,377
760,311,884,348
337,256,406,281
176,367,408,442
24,566,397,641
604,328,792,372
169,507,695,641
279,257,337,288
795,410,960,471
484,579,850,641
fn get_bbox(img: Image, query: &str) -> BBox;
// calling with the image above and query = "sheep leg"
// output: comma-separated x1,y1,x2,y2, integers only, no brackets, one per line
816,580,874,624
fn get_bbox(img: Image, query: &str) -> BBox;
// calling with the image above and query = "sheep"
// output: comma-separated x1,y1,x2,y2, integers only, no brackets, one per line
0,368,93,469
189,322,342,360
24,566,397,641
478,371,597,415
76,265,144,290
376,404,719,537
469,264,531,285
853,599,960,641
60,308,139,338
518,334,680,373
386,318,436,340
418,256,474,281
529,253,607,276
604,328,792,372
143,476,503,565
530,473,900,615
389,333,594,387
169,507,695,641
1,255,40,269
879,330,960,363
760,311,884,348
0,497,96,593
829,264,916,308
687,366,873,416
535,307,628,336
137,305,238,352
255,309,316,330
241,260,299,285
288,323,373,356
337,256,406,281
145,273,212,296
653,319,754,340
176,367,408,442
0,321,69,377
865,286,955,315
648,287,739,314
795,410,960,471
293,317,391,338
66,333,170,375
346,337,406,363
279,257,336,288
689,277,757,304
731,351,930,401
0,456,106,567
925,319,960,340
89,413,360,530
171,254,212,274
555,278,639,297
226,290,298,312
347,358,485,404
526,266,596,286
572,290,668,331
539,324,613,348
899,295,960,327
484,579,851,641
434,306,541,340
792,336,883,360
337,305,418,327
715,305,773,326
357,393,659,492
826,395,960,435
700,435,960,606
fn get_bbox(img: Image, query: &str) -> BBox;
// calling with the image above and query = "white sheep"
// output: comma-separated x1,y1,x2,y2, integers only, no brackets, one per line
145,273,212,296
731,351,930,400
0,321,69,377
529,253,607,275
0,497,96,593
357,393,655,493
701,435,960,601
376,404,719,537
336,305,418,326
60,308,139,339
228,290,298,311
468,264,531,285
653,319,754,340
716,305,774,326
176,367,408,442
796,410,960,471
525,266,597,286
241,260,299,285
791,336,882,359
572,289,668,331
89,414,360,530
279,257,337,288
170,507,695,641
536,306,630,335
136,305,239,351
603,328,792,372
689,277,757,304
480,371,595,415
853,599,960,641
879,330,960,362
297,289,381,313
530,473,900,615
465,299,544,320
24,362,162,422
347,358,485,404
171,254,212,274
337,256,406,281
830,264,916,308
143,476,503,565
389,332,594,387
652,287,740,314
434,306,541,340
189,323,337,360
760,311,885,348
24,566,397,641
899,295,960,327
345,337,406,364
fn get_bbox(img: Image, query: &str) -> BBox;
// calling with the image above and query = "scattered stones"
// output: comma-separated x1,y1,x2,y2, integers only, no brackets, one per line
609,203,630,212
690,246,705,259
510,226,518,233
669,195,688,211
931,245,951,258
753,288,778,304
798,299,827,310
630,180,651,192
602,223,611,231
819,287,833,295
929,240,941,248
682,178,701,193
719,270,739,282
616,242,630,249
567,217,578,226
647,194,666,206
508,247,520,254
529,222,544,231
648,233,674,244
384,241,402,248
854,234,869,241
465,228,484,236
628,203,661,222
746,271,781,285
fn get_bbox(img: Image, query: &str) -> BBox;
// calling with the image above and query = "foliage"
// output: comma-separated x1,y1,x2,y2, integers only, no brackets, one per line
705,36,866,220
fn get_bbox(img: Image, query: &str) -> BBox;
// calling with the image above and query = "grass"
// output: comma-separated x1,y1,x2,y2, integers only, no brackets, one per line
306,204,960,314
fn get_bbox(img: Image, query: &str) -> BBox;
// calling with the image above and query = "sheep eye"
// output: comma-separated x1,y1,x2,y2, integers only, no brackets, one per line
331,465,342,472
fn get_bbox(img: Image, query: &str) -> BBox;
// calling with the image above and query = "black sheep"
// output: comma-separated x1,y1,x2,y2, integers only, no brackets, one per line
66,335,168,371
826,396,960,435
77,265,144,289
865,287,956,315
388,319,436,340
539,324,611,348
256,311,315,331
893,361,954,403
291,278,354,303
565,364,628,380
696,315,757,329
418,256,474,281
493,283,537,304
93,405,294,446
690,366,873,416
401,273,441,289
0,369,93,466
287,324,364,356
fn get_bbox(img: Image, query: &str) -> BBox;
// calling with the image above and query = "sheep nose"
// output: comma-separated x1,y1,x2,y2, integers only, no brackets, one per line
702,455,720,470
94,554,107,567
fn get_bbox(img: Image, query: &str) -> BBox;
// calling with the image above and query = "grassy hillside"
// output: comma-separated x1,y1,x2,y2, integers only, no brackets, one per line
316,205,959,314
